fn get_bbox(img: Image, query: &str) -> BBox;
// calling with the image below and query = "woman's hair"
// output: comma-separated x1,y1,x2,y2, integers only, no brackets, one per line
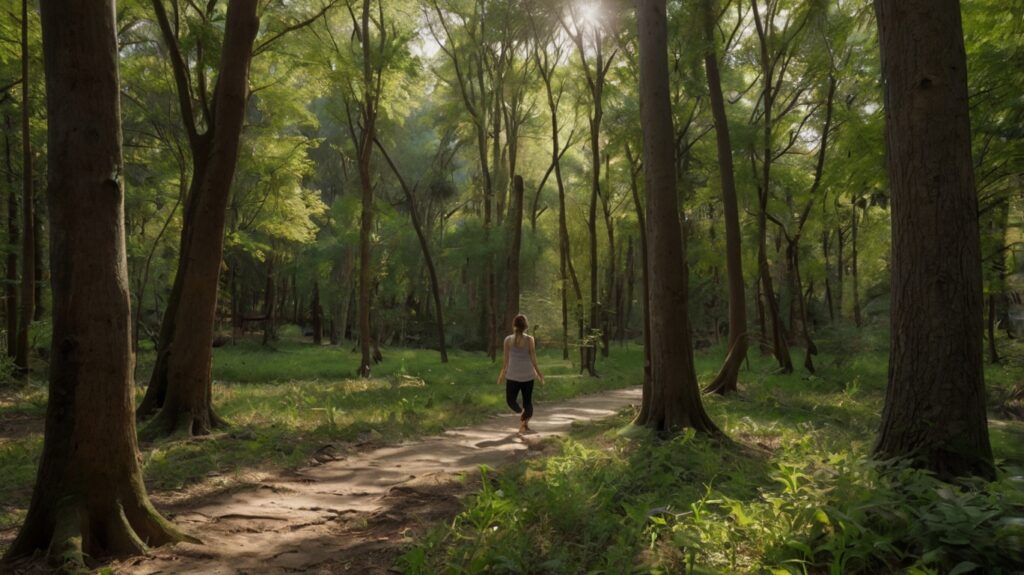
513,314,528,346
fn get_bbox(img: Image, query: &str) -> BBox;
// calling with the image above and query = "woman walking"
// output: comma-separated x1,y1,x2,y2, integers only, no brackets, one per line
497,314,545,433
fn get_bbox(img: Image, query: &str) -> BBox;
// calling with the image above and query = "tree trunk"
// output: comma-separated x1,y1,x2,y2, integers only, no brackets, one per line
873,0,993,480
822,230,835,322
633,0,718,434
600,154,615,358
15,0,34,373
4,3,193,566
262,256,276,346
703,0,747,395
32,198,43,321
354,0,378,377
3,113,17,358
626,145,652,422
312,280,323,345
504,176,525,336
988,293,999,363
751,0,793,373
851,206,862,327
836,222,845,319
623,235,635,343
375,141,447,361
140,0,259,437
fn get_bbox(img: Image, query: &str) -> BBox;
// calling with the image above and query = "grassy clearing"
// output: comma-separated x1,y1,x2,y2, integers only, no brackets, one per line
0,335,648,545
400,327,1024,574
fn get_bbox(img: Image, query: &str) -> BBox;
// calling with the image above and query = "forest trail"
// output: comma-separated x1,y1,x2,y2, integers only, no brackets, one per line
113,387,642,574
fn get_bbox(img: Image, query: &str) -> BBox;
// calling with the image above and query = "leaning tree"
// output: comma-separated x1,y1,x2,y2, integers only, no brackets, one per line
3,0,192,567
872,0,994,480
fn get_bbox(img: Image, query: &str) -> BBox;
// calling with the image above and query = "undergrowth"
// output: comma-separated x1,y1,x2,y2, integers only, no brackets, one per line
399,326,1024,574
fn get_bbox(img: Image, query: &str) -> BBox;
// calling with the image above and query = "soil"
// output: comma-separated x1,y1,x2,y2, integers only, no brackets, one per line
71,387,643,574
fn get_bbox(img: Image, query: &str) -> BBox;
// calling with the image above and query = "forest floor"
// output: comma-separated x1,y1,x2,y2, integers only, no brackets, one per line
102,387,643,574
0,332,651,571
2,326,1024,573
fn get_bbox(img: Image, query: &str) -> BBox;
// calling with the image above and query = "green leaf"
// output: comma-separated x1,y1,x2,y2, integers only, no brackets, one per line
948,561,980,575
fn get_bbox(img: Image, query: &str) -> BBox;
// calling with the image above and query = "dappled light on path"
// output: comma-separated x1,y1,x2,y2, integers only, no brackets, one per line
113,388,641,574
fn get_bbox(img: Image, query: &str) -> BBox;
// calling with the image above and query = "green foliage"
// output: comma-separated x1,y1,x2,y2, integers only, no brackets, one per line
401,330,1024,574
0,339,645,550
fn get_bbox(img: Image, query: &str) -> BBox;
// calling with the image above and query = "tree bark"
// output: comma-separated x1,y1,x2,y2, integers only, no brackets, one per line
750,0,794,373
262,256,277,346
503,176,525,336
851,205,862,327
312,279,323,345
15,0,34,373
702,0,747,395
873,0,994,480
139,0,259,436
3,113,16,359
373,141,448,362
626,144,652,422
822,230,835,321
633,0,719,434
4,2,193,566
988,293,999,363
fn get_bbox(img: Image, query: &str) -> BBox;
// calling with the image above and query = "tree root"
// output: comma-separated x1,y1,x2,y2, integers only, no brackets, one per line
138,406,229,441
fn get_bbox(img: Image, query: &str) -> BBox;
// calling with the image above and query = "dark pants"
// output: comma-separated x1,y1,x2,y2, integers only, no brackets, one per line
505,379,534,421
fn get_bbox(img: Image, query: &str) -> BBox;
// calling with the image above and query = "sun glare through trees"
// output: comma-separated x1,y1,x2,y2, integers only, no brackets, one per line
0,0,1023,572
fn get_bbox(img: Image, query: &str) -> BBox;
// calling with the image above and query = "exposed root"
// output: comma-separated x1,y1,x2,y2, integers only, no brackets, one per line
139,406,229,442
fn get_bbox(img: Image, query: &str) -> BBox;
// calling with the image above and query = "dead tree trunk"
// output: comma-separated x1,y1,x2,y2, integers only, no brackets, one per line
873,0,994,480
4,3,193,565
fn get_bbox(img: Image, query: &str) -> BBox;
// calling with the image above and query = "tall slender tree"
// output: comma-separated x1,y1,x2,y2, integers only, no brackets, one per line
14,0,34,373
873,0,994,480
633,0,718,434
562,2,616,376
4,0,192,565
138,0,260,436
702,0,747,395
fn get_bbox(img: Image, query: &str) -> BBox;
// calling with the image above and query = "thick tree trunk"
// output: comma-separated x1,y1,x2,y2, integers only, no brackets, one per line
873,0,994,480
15,0,34,373
3,113,16,358
4,3,192,566
703,0,747,395
140,0,259,437
633,0,718,434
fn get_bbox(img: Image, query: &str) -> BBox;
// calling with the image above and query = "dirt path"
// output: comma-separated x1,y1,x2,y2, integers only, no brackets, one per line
109,387,641,574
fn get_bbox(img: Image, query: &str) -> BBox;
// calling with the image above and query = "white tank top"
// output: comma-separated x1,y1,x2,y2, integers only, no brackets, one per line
505,334,535,382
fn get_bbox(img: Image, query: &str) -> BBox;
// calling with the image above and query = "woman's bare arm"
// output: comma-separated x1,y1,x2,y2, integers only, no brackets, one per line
497,337,510,385
529,337,545,385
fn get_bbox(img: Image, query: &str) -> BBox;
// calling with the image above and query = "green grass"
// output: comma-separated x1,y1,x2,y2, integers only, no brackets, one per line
399,326,1024,575
0,336,648,544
